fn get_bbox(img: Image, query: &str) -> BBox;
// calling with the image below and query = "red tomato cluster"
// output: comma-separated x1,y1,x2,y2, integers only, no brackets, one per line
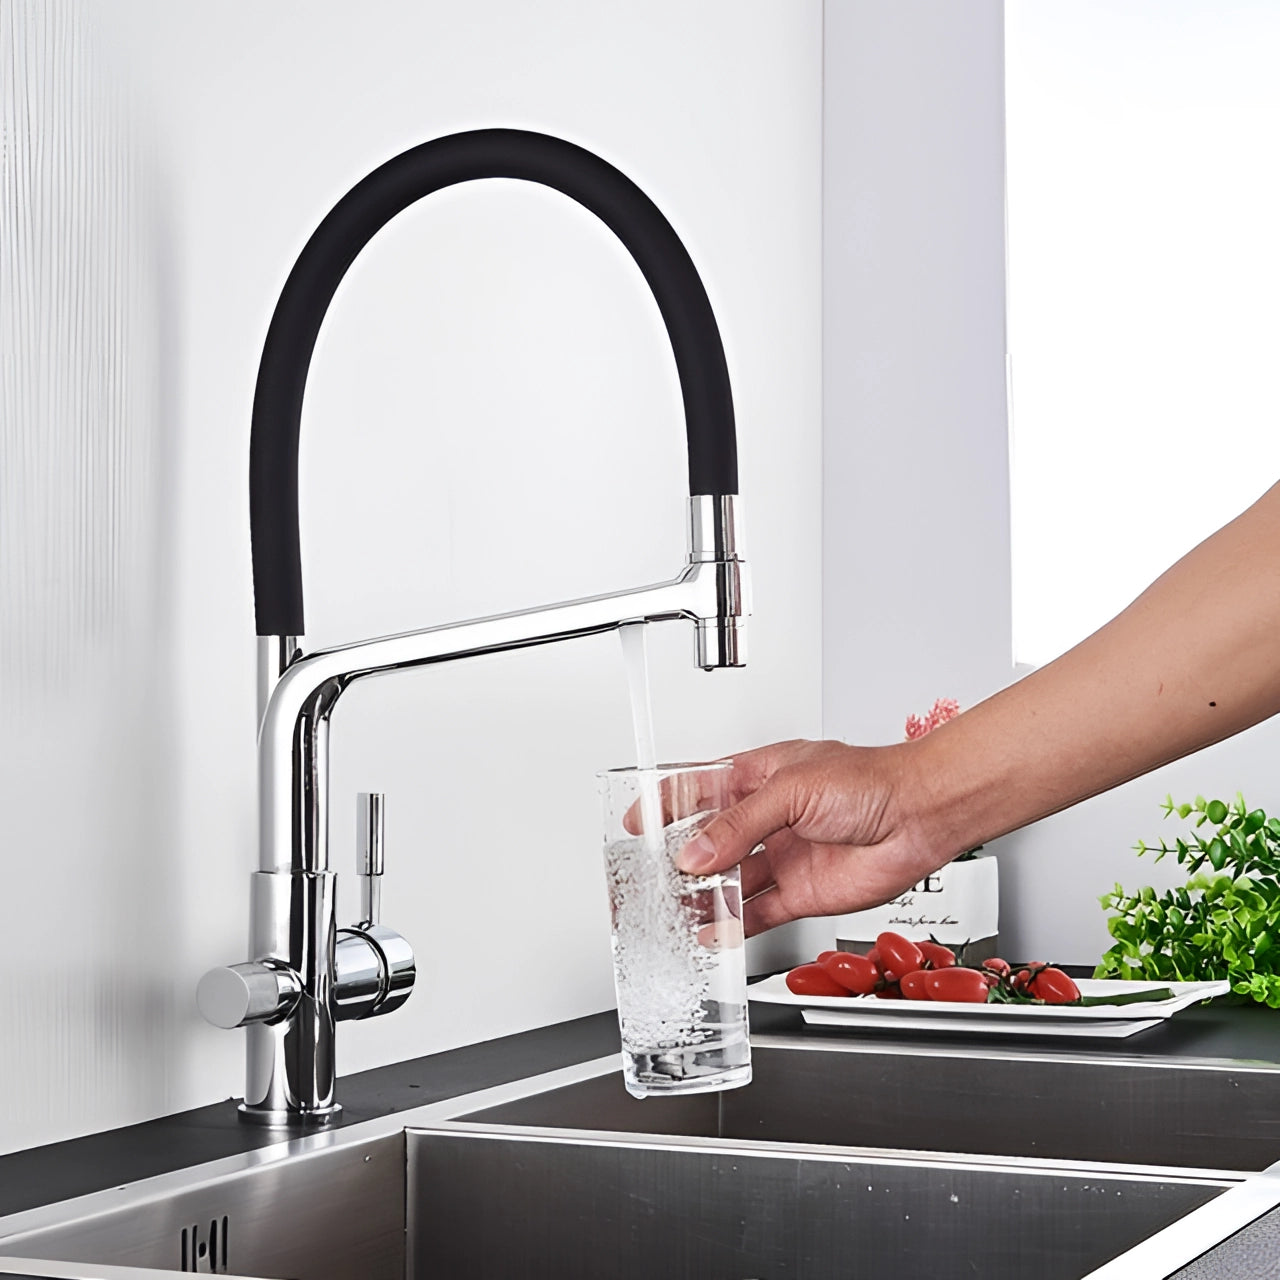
784,933,1082,1006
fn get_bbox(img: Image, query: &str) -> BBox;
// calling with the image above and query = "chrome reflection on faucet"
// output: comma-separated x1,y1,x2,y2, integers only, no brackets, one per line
197,129,750,1126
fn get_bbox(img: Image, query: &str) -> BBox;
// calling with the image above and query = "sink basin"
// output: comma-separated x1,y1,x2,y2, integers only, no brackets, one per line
426,1037,1278,1278
3,1035,1279,1279
464,1037,1280,1170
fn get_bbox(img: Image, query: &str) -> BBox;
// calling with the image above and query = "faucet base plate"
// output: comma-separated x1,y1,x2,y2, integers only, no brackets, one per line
237,1101,343,1129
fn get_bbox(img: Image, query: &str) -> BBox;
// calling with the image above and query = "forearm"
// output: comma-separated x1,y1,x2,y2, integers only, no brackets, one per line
914,481,1280,855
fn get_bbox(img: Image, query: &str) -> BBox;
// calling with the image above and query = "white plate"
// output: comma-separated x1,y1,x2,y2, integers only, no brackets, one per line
748,973,1230,1025
800,1007,1164,1039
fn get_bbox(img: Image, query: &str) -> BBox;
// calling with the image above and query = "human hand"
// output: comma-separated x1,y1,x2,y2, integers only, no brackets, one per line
674,739,956,937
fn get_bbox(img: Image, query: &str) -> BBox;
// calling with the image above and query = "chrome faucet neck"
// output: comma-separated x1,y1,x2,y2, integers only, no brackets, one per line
256,549,749,878
256,634,299,727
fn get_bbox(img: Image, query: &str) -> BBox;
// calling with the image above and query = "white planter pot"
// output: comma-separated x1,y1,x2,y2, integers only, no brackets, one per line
832,854,999,964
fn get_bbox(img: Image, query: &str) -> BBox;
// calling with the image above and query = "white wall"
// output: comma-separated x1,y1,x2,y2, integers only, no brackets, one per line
823,0,1280,968
1007,0,1280,668
823,0,1013,743
0,0,823,1154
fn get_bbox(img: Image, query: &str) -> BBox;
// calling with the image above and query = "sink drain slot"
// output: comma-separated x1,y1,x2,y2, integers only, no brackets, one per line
180,1215,229,1273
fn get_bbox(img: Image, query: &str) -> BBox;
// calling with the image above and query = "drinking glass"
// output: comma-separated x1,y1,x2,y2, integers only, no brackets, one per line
596,761,751,1098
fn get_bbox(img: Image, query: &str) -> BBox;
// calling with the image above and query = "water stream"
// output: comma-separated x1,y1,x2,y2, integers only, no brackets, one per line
618,622,663,851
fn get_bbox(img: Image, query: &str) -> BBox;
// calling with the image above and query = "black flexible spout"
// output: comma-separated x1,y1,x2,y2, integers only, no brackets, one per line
249,128,739,637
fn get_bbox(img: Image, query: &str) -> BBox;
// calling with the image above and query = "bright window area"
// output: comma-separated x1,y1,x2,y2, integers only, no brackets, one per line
1006,0,1280,667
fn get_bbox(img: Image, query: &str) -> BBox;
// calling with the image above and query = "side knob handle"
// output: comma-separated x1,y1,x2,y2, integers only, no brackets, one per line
197,961,301,1030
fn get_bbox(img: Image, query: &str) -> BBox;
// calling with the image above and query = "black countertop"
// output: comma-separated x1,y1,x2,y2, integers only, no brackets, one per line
3,996,1280,1222
0,1010,619,1220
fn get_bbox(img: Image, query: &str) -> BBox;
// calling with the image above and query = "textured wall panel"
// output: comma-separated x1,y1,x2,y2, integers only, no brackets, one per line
1,0,160,700
0,0,177,1154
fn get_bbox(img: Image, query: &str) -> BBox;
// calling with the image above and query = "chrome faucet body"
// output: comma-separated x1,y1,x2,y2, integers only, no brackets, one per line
199,130,749,1126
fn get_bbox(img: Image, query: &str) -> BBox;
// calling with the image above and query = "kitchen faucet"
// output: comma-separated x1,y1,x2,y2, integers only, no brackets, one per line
197,129,749,1126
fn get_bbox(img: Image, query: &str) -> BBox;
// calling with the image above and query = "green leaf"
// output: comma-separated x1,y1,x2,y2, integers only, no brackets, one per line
1207,799,1229,825
1109,917,1140,944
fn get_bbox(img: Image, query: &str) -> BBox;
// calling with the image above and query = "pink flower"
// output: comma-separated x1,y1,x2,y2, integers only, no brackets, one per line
905,697,961,741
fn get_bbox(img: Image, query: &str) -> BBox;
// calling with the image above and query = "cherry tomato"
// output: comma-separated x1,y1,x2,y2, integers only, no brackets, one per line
876,932,924,978
1027,966,1081,1005
817,950,839,964
1012,968,1033,992
899,970,931,1000
925,968,991,1004
820,951,879,996
917,940,957,970
786,963,849,997
982,957,1012,978
874,984,903,999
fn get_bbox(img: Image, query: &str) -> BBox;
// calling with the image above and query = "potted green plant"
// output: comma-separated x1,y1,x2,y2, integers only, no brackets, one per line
1097,794,1280,1006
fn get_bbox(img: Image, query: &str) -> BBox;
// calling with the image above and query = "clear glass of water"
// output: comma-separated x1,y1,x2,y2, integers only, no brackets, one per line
596,761,751,1098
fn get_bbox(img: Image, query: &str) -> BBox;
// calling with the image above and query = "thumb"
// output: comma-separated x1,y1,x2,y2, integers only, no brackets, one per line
676,781,795,874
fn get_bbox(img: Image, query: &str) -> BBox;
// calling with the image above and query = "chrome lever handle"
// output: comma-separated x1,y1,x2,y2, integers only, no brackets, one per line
357,791,384,928
334,790,415,1021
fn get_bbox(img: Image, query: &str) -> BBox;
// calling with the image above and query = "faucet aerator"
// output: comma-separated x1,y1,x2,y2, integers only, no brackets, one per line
697,618,748,670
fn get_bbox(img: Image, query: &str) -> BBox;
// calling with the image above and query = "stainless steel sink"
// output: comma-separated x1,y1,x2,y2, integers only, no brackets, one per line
3,1036,1280,1279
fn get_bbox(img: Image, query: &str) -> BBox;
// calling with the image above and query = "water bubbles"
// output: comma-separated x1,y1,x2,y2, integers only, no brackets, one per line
607,816,720,1048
